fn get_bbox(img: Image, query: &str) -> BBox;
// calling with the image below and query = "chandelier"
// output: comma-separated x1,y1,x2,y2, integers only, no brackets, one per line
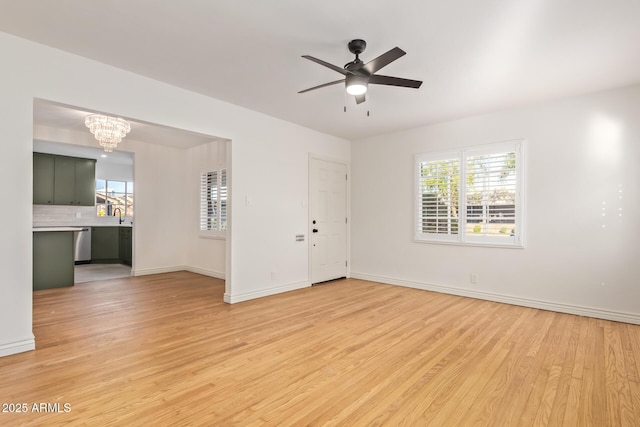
85,114,131,152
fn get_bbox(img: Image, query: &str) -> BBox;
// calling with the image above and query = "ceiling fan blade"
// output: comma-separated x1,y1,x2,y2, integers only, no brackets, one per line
301,55,353,76
298,79,345,94
362,47,406,75
369,74,423,89
355,93,366,104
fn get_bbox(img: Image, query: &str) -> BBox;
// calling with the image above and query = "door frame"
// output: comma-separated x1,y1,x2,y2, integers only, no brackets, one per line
308,153,351,284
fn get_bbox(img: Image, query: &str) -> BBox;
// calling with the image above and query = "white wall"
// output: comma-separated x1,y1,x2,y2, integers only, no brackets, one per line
0,31,349,357
351,85,640,324
226,114,350,302
96,162,133,182
185,140,227,279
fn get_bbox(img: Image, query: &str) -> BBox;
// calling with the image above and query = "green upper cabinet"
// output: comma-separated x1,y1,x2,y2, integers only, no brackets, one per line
53,156,76,205
33,153,96,206
75,158,97,206
33,153,55,205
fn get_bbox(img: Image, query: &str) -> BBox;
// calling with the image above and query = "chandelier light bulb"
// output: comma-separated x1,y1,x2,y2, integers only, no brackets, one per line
85,114,131,152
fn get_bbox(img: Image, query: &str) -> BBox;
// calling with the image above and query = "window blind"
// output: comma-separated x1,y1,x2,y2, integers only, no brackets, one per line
465,151,517,237
200,171,217,231
200,169,227,233
418,158,460,235
415,140,524,247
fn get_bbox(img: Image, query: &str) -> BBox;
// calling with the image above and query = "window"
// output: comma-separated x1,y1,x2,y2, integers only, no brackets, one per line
200,169,227,235
415,140,524,247
96,180,134,218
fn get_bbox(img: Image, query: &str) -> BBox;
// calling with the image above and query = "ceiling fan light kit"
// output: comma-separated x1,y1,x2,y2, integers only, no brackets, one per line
346,75,368,95
299,39,422,105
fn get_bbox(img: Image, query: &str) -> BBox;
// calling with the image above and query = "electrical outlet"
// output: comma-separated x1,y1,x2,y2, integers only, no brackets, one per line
470,273,479,284
75,212,82,219
270,271,277,281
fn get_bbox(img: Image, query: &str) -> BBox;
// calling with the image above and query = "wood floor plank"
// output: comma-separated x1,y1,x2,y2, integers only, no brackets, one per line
0,273,638,426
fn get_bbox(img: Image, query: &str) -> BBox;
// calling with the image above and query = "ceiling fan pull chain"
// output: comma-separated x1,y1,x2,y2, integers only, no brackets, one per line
344,89,348,112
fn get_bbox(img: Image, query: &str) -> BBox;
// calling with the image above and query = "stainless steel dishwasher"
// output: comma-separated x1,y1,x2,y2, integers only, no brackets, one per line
73,227,91,264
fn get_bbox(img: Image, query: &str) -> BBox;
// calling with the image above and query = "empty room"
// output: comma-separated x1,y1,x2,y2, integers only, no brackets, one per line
0,1,639,425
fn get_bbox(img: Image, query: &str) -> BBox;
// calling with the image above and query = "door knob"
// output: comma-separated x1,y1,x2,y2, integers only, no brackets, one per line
312,229,318,233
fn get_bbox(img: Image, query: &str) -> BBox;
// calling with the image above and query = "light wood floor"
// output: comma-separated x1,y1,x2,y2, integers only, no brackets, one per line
0,273,639,426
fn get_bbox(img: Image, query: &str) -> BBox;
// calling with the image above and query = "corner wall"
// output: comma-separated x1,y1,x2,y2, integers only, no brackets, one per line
351,85,640,324
185,140,227,279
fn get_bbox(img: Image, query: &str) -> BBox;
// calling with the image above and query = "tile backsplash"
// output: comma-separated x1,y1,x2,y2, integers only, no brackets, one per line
33,205,132,227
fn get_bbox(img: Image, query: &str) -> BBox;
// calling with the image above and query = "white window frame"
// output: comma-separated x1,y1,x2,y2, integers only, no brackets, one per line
414,139,525,248
96,179,134,218
200,168,227,239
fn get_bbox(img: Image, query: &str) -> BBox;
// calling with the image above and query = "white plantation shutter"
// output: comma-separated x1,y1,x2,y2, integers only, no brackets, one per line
465,151,517,238
200,171,217,231
418,157,460,239
200,169,227,234
415,140,524,247
220,169,227,231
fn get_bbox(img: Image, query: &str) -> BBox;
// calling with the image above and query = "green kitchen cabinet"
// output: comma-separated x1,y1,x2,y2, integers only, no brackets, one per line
33,153,55,205
53,156,76,205
119,227,132,266
91,227,120,261
75,158,97,206
33,153,96,206
33,231,74,290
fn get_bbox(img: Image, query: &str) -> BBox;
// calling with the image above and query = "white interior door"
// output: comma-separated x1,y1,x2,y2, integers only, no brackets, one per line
310,158,347,284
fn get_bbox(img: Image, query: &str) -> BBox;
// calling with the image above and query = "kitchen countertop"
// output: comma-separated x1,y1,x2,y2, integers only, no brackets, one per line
33,227,85,232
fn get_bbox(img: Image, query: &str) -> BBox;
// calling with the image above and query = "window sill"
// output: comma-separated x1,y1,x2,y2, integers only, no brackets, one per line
199,233,226,240
413,237,524,249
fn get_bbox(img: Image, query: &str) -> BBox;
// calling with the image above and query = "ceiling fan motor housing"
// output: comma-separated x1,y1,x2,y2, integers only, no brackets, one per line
348,39,367,55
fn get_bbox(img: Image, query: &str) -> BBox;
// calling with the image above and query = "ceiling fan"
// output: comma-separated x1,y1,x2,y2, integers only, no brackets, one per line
299,39,422,104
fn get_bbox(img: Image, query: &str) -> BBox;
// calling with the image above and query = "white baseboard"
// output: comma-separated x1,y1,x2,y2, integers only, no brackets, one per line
0,336,35,357
132,265,186,276
224,281,310,304
185,266,225,280
133,265,225,280
350,272,640,325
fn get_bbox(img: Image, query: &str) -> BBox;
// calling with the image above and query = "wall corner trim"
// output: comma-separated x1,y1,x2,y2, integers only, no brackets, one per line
224,281,311,304
0,336,36,358
350,272,640,325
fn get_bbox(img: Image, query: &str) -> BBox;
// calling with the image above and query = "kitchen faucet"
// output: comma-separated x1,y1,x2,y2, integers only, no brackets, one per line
113,207,124,224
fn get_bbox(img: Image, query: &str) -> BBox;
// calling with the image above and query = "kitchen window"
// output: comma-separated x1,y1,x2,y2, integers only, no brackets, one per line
96,180,134,218
415,140,524,247
200,169,227,237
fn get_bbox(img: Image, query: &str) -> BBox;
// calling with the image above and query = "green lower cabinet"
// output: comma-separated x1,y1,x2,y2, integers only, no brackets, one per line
33,231,74,290
119,227,132,266
91,227,120,262
91,226,132,264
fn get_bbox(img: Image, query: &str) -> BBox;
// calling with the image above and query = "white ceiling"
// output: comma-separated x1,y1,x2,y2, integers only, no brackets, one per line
2,0,640,141
33,100,220,149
